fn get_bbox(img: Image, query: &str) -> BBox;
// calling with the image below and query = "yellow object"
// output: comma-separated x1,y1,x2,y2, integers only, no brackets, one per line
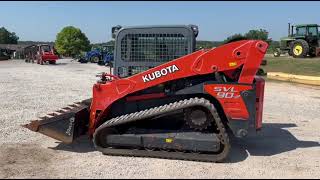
267,72,320,86
229,62,237,67
165,138,173,143
293,45,303,56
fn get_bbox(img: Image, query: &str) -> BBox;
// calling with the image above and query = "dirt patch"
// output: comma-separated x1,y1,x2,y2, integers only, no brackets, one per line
0,143,58,178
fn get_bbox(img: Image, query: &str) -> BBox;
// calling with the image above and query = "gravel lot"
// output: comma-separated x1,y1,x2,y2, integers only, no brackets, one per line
0,59,319,179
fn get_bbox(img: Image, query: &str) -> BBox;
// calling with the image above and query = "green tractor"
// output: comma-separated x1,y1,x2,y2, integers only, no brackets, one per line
274,23,320,58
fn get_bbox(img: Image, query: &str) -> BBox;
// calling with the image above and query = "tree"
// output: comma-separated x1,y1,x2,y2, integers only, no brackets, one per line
245,29,270,42
223,29,272,45
0,27,19,44
91,40,115,50
55,26,91,57
223,33,247,44
196,40,217,49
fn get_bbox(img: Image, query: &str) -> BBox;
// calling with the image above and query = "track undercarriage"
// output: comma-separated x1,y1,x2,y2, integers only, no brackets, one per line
93,97,230,162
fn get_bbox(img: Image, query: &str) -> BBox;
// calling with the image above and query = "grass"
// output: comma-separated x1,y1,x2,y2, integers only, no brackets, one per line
262,55,320,77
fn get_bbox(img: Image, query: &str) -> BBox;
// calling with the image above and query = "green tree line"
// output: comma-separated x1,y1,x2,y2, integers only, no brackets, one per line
0,27,19,44
0,26,279,56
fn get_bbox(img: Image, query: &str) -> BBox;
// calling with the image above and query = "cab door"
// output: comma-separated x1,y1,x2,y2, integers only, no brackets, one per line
306,26,319,46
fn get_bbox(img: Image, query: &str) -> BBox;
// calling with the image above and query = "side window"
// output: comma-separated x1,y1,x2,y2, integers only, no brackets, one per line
308,27,318,36
296,27,306,36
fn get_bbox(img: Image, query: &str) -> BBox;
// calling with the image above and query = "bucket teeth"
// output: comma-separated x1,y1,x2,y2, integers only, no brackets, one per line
58,109,69,113
22,120,40,132
53,111,62,116
47,113,56,116
43,115,54,119
68,103,80,108
62,107,72,110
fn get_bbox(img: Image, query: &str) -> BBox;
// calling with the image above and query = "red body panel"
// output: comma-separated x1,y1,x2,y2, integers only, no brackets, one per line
41,52,59,61
126,93,166,102
204,84,252,120
89,40,268,136
33,45,59,63
255,76,265,130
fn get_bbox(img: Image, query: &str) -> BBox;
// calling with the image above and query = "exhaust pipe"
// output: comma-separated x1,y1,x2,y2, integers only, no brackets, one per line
288,23,291,36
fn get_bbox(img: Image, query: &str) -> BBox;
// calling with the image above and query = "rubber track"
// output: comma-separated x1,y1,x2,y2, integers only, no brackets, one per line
93,97,230,162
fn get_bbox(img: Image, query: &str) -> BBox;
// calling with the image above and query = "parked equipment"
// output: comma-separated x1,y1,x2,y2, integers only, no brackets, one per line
0,48,13,60
274,23,320,58
24,44,59,64
80,45,114,66
23,25,268,162
97,45,114,66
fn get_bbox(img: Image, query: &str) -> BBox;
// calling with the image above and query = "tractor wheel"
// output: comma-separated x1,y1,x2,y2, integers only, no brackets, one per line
97,60,105,66
256,68,266,76
107,62,113,68
273,50,280,57
90,56,100,63
49,61,56,65
309,52,317,58
309,48,317,57
290,39,309,58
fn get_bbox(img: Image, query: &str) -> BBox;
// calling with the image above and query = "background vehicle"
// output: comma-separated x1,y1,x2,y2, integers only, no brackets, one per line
24,44,59,64
80,45,114,66
0,48,14,60
274,23,320,58
97,45,114,66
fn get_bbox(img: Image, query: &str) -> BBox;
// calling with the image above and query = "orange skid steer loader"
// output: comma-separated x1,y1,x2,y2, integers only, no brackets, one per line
23,25,267,162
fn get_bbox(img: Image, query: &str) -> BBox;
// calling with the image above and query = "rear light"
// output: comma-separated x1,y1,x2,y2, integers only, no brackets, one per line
255,76,265,130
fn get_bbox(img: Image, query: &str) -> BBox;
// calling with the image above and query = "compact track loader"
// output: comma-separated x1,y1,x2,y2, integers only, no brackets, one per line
23,25,267,162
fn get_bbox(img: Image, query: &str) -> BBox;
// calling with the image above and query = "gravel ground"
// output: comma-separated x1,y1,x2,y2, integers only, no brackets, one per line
0,59,319,179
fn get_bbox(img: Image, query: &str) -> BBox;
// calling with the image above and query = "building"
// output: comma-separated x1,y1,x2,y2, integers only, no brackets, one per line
0,44,29,59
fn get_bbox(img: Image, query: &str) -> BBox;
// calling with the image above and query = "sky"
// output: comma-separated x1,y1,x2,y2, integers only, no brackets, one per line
0,1,320,43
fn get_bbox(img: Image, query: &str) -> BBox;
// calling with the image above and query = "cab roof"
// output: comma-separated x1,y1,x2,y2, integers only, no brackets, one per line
295,24,319,28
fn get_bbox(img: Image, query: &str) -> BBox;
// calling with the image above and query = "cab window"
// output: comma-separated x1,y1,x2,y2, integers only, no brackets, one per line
308,26,318,36
296,27,307,36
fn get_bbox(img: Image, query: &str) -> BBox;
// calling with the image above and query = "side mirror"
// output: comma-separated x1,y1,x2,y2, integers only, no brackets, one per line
112,25,122,39
189,25,199,38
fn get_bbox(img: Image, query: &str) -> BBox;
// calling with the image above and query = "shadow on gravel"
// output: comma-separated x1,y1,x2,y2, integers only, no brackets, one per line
50,123,320,163
53,63,68,66
50,135,95,153
227,123,320,163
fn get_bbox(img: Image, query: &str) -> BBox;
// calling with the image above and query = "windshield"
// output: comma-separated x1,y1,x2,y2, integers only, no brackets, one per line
102,46,113,53
41,45,51,52
296,27,307,36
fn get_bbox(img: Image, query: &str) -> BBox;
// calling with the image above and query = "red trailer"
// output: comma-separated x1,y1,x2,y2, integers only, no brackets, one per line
24,44,59,65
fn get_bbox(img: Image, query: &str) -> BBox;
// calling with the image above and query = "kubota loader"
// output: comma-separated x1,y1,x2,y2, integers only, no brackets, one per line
23,26,267,162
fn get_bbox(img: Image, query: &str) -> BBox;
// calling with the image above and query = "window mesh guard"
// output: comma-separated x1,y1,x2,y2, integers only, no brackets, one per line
121,33,189,63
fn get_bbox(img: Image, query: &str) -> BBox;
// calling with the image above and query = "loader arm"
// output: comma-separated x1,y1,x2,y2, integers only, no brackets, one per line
90,40,268,136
